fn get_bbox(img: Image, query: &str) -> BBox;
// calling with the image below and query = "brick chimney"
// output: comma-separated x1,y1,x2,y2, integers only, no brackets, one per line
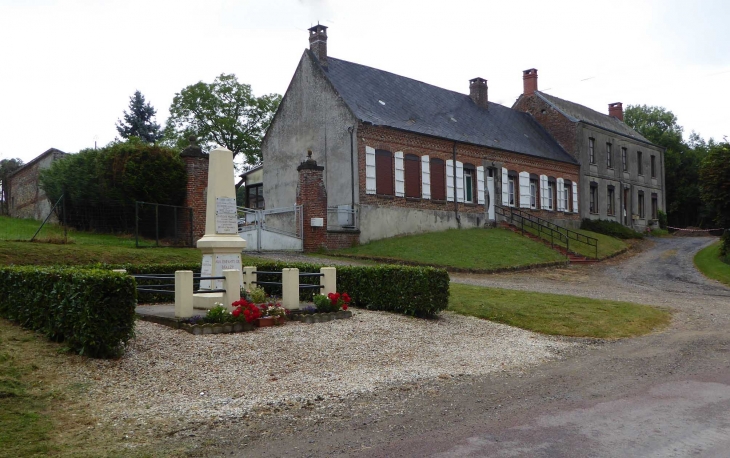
308,24,328,67
608,102,623,121
523,68,538,95
469,77,489,109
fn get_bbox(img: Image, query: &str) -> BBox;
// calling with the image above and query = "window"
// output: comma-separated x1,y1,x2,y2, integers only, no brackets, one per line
651,155,656,178
530,179,538,209
590,183,598,214
430,158,446,201
606,143,613,168
508,177,516,206
247,184,264,209
375,149,393,195
637,151,643,175
651,193,658,219
638,191,645,218
404,154,420,198
589,138,595,164
621,147,628,172
564,183,571,212
547,181,554,210
607,186,615,216
463,166,474,203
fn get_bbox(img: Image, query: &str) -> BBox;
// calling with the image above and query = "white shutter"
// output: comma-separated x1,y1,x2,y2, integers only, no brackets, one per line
394,151,405,197
519,171,530,208
501,167,509,206
365,146,376,194
456,161,464,203
572,181,579,213
557,178,564,211
476,166,485,205
446,160,455,202
540,175,548,209
421,155,431,200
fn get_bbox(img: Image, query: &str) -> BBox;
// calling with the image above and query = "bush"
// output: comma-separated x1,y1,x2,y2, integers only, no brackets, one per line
104,261,450,318
721,230,730,259
93,262,200,304
0,266,136,358
580,219,644,240
657,210,668,229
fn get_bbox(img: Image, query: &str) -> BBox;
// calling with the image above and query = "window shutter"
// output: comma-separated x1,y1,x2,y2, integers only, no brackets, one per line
540,175,548,209
446,160,455,202
365,146,376,194
572,181,579,213
557,178,564,211
394,151,405,197
501,167,509,206
476,166,485,205
455,161,464,203
519,171,530,208
421,155,431,199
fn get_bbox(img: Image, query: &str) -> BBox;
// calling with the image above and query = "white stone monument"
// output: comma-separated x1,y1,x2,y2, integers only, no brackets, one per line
193,146,247,310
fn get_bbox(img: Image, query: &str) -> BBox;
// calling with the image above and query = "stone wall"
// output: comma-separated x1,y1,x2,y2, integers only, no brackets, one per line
181,152,209,244
8,149,66,221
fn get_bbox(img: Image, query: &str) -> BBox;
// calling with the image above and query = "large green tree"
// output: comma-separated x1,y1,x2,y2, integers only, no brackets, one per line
0,157,23,214
116,91,163,143
699,141,730,228
624,105,709,227
164,73,281,166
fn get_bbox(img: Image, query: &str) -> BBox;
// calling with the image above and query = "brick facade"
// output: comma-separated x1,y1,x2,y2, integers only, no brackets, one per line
8,148,66,221
513,95,578,159
181,151,209,244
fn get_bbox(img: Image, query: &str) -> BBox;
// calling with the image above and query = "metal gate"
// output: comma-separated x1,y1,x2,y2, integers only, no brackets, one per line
237,205,303,251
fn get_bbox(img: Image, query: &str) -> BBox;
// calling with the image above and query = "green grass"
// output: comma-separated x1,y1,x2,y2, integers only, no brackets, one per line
0,215,143,246
694,241,730,287
332,228,565,271
448,283,672,338
523,225,627,259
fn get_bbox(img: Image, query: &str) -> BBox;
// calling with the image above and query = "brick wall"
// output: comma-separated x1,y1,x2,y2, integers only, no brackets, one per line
513,94,578,159
181,155,209,243
8,150,66,221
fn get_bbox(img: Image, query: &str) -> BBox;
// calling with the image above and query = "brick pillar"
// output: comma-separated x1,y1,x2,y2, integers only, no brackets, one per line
180,137,209,245
296,152,327,252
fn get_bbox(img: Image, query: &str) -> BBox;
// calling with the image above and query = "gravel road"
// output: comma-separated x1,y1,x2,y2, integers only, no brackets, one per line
232,237,730,457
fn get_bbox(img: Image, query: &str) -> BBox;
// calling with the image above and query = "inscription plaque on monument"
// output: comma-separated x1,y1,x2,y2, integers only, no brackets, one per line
215,197,238,234
199,254,214,289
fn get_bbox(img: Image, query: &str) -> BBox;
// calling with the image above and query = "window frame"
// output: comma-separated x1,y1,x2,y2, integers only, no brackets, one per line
463,163,475,204
404,153,421,198
650,155,656,178
589,138,596,164
589,183,599,214
247,183,264,209
637,151,644,176
429,158,446,201
621,147,628,172
606,143,613,169
607,186,615,216
375,149,394,195
547,179,555,210
508,176,516,207
529,178,538,209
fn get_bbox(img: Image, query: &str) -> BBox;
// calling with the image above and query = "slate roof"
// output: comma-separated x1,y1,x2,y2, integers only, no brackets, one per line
534,91,651,144
315,53,578,165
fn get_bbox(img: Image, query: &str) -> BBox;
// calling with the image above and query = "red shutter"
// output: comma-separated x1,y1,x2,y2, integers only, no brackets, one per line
430,160,446,201
405,154,420,198
375,150,393,195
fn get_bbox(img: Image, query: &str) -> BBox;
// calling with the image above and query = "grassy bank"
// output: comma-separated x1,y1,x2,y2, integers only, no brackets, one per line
448,283,671,338
332,228,565,271
694,241,730,287
523,226,627,259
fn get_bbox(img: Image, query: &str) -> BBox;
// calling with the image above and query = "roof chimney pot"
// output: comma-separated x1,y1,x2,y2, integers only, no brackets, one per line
608,102,623,121
469,77,489,109
523,68,538,95
308,24,328,67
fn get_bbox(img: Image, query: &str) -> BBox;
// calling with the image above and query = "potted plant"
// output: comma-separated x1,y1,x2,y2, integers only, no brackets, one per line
231,299,261,330
312,292,352,319
259,302,289,325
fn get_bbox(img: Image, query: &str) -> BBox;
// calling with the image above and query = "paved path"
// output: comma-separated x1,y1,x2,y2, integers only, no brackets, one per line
230,237,730,457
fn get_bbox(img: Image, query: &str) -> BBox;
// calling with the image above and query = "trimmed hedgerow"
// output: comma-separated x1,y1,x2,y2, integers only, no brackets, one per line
580,218,644,240
101,261,450,317
0,266,136,358
91,262,201,304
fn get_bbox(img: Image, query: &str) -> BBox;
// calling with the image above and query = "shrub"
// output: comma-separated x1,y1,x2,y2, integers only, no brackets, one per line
657,210,668,229
721,230,730,259
580,219,644,240
0,266,136,358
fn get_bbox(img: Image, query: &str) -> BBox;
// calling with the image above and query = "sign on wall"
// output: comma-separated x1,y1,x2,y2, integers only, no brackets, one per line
215,197,238,234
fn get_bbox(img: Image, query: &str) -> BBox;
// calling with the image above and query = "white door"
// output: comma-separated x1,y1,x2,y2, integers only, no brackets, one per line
487,175,495,221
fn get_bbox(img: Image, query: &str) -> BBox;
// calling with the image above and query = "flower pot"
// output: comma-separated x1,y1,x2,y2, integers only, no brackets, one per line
258,317,275,327
275,316,286,325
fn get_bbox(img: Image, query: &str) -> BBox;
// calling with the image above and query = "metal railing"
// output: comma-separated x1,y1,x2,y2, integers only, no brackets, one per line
495,204,598,259
327,205,359,230
251,270,325,291
132,273,227,294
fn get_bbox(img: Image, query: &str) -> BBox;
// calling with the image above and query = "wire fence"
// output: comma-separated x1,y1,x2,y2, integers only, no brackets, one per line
0,195,193,247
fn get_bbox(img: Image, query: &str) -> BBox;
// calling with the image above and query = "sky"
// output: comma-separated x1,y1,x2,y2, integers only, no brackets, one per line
1,0,729,165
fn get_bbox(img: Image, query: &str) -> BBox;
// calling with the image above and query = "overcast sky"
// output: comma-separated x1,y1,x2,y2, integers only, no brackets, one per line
1,0,728,165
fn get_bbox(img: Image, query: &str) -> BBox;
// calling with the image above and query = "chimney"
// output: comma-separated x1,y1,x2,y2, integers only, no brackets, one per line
523,68,538,95
608,102,623,121
308,24,328,67
469,77,489,109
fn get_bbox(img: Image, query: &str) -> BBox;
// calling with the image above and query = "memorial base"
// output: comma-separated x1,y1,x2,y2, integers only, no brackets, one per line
192,292,225,310
196,235,246,307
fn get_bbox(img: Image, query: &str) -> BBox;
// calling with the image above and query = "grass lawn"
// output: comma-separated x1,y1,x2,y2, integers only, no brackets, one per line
694,241,730,287
332,228,566,271
523,225,627,259
448,283,671,338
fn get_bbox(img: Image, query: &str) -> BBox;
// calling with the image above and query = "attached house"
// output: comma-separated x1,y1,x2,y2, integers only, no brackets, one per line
7,148,67,222
513,70,665,229
262,26,585,246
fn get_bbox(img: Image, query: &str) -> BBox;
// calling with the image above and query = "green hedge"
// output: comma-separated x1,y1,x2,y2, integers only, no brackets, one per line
580,218,644,240
101,261,450,318
0,266,136,358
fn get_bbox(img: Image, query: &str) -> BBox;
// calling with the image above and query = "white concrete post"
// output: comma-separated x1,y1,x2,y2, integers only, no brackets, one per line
175,270,194,318
223,269,241,312
320,267,337,296
243,266,257,292
281,268,300,310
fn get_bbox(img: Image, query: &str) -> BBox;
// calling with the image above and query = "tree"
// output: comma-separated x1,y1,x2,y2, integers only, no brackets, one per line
0,157,23,214
165,73,281,166
624,105,709,227
699,141,730,228
116,91,163,143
